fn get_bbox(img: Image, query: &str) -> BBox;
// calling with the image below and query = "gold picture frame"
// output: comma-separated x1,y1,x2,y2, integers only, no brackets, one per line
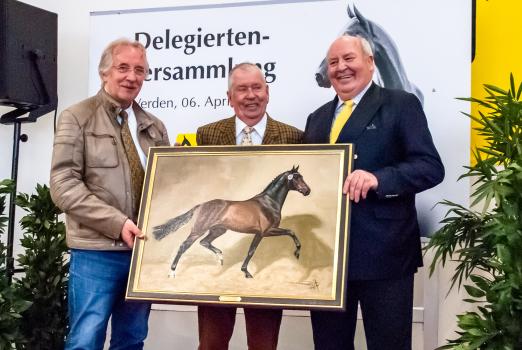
126,144,352,310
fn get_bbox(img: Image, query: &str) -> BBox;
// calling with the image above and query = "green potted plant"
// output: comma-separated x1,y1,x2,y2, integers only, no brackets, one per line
0,179,31,349
15,184,68,350
426,75,522,349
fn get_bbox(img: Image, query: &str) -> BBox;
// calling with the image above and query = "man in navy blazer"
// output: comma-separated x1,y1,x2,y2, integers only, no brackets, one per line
304,35,444,350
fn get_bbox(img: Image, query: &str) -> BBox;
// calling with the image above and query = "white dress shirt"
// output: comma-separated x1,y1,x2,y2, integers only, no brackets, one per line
235,113,268,146
333,80,373,119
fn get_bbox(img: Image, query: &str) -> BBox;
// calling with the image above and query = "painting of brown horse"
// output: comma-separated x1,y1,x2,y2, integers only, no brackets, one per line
152,165,311,278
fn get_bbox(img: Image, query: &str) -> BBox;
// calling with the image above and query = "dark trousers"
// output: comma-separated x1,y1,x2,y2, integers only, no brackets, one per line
311,275,414,350
198,305,283,350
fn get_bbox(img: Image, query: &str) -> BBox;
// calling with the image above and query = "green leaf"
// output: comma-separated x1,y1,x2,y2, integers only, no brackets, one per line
428,75,522,350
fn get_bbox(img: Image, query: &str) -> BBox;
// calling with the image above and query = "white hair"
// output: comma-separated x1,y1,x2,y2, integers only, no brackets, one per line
227,62,266,90
98,38,149,81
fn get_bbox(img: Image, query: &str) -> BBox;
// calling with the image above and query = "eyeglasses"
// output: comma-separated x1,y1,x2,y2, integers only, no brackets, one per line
112,65,147,77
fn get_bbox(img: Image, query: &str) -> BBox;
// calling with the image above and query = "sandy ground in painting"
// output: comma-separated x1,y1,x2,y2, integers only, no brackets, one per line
135,151,344,300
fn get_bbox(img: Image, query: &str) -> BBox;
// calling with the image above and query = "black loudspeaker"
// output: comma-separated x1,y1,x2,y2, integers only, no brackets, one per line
0,0,57,124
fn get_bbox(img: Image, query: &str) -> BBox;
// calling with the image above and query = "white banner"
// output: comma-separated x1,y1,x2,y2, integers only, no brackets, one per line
89,0,471,234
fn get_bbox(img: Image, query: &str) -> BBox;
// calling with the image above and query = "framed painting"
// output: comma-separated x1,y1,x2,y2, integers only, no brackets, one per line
126,144,353,310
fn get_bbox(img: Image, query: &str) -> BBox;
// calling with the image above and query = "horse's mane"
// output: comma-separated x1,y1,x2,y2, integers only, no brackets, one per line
258,167,303,196
260,171,289,194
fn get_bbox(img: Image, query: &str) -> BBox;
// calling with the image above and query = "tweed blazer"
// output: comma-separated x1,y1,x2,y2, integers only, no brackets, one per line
196,115,302,146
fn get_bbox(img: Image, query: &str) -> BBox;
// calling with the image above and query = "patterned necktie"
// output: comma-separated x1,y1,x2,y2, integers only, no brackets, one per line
330,100,354,144
241,126,254,145
119,110,145,216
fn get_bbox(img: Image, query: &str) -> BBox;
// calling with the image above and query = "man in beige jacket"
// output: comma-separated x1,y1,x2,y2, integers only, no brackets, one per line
50,38,169,350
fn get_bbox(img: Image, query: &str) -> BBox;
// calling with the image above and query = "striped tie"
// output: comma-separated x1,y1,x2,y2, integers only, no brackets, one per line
330,100,353,144
119,110,145,216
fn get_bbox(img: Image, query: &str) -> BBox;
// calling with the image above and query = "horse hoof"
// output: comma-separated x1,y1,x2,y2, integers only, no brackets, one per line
168,271,176,278
217,253,223,266
242,268,253,278
294,251,300,259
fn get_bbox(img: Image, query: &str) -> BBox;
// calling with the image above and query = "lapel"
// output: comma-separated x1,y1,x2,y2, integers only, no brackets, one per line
133,104,155,154
217,116,237,145
337,83,383,142
262,115,282,145
318,98,339,143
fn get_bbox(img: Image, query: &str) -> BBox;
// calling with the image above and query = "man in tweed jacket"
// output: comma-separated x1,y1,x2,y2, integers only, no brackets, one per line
196,63,302,350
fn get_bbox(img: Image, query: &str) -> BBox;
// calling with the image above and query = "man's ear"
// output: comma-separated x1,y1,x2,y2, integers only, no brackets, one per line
100,72,108,85
367,55,375,73
227,90,233,107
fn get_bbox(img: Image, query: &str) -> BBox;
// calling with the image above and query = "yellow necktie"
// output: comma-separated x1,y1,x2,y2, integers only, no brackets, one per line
119,110,145,217
330,100,353,144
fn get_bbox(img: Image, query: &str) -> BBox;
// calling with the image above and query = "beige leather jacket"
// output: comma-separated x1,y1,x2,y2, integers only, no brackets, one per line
50,89,170,250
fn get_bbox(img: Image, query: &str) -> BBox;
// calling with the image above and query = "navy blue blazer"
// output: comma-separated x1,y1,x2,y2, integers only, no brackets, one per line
304,83,444,280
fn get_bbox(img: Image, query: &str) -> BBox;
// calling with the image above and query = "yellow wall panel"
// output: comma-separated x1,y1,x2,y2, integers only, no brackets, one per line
472,0,522,161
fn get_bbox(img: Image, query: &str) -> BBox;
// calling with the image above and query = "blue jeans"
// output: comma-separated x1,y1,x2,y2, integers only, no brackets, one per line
65,249,151,350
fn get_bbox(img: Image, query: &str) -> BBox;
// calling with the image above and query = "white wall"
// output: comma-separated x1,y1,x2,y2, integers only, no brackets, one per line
0,0,471,348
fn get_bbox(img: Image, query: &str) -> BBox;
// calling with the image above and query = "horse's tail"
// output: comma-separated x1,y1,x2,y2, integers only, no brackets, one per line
152,205,199,240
